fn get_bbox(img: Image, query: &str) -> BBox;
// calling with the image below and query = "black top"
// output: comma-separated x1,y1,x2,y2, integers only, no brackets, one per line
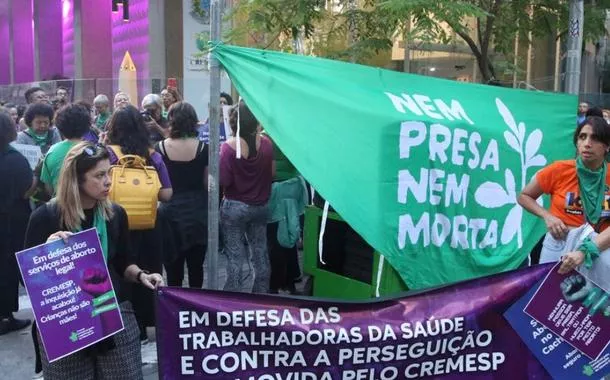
24,202,135,302
156,139,208,194
0,148,32,216
0,148,33,256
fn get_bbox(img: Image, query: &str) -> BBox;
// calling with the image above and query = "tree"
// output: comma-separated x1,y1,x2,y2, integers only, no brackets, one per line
228,0,610,83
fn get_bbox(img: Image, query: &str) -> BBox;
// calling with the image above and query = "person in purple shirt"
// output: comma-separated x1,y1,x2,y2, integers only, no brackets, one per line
220,101,274,293
105,105,172,342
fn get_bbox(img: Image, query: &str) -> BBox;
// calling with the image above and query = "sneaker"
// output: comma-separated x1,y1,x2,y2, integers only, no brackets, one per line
32,372,43,380
0,316,31,335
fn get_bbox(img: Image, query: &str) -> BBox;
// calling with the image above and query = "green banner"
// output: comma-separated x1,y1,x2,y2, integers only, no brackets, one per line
213,44,576,289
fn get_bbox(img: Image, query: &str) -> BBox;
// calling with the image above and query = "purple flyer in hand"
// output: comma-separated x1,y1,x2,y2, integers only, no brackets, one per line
524,263,610,360
15,228,124,362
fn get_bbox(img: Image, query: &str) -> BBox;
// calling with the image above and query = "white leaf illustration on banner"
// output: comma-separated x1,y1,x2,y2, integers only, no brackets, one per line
518,122,526,143
527,154,547,168
505,169,516,198
504,131,521,153
501,205,523,244
525,129,543,161
493,98,550,248
474,182,513,208
496,98,519,137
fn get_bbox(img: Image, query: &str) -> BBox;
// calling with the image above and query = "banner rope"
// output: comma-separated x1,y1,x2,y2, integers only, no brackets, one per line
318,201,330,265
375,255,384,297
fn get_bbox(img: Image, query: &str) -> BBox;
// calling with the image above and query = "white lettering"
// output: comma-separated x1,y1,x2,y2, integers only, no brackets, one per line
400,121,427,159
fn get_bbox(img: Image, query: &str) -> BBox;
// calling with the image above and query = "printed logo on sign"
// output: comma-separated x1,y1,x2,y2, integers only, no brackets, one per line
390,94,547,251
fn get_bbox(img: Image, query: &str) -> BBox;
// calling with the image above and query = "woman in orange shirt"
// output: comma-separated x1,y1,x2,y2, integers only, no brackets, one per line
518,116,610,276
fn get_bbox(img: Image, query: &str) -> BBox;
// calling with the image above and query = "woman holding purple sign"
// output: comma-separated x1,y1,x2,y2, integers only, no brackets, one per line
518,116,610,292
24,141,163,379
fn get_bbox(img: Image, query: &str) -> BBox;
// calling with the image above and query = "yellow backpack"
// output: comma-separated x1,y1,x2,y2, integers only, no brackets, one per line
108,145,161,230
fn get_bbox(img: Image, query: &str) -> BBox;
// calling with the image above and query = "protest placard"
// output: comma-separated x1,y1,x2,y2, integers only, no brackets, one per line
15,228,124,362
524,262,610,360
11,143,42,169
505,278,610,379
156,265,554,379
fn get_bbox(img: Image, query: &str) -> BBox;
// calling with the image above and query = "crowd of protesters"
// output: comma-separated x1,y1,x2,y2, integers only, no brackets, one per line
0,84,305,379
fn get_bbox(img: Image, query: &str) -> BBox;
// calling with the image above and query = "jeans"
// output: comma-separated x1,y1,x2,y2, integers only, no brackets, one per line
221,199,270,293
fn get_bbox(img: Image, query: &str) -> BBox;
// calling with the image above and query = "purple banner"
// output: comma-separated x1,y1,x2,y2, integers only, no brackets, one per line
524,262,610,360
157,265,556,379
16,228,124,362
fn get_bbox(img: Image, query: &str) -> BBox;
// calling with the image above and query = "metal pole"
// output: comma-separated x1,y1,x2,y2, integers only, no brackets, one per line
207,0,221,290
565,0,584,94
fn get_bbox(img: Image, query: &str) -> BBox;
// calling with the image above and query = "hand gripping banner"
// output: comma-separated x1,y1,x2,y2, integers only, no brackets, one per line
157,264,558,379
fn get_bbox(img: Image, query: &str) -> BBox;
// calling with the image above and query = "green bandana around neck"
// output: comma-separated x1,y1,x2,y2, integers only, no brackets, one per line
576,156,607,224
75,207,108,261
27,128,49,147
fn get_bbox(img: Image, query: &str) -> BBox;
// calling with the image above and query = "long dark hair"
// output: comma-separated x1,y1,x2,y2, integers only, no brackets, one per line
106,105,151,159
168,102,199,138
229,101,258,156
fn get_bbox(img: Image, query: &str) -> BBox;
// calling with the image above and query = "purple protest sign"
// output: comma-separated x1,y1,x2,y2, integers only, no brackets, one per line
524,262,610,360
16,228,124,362
157,265,555,380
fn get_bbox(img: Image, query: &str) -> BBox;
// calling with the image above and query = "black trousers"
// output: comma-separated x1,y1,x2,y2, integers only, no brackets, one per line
165,244,206,288
267,222,301,292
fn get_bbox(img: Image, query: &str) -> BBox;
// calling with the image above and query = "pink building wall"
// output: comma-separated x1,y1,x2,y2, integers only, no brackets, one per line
12,0,35,83
112,0,150,104
37,0,63,80
62,0,75,78
0,15,9,84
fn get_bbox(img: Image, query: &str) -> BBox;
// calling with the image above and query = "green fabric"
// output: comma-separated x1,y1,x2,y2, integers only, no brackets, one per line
74,207,108,261
263,132,299,181
27,128,49,147
40,140,77,192
267,176,309,248
576,156,607,224
95,113,110,130
577,237,600,269
273,143,299,181
212,44,576,289
93,207,108,261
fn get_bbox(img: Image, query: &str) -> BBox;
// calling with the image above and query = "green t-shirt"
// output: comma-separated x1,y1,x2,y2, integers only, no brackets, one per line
40,140,77,193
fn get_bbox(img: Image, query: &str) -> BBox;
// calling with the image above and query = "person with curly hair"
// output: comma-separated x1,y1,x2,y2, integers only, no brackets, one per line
40,103,93,194
16,103,61,154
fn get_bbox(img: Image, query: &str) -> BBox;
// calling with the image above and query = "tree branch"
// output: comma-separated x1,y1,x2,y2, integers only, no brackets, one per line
447,20,483,61
481,0,502,58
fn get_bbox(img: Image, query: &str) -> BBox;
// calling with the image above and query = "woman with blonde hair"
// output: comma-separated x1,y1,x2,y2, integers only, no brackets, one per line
24,141,163,379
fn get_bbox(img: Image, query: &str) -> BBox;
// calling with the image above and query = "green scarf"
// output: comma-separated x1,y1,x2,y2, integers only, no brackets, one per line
76,207,108,261
576,156,607,224
27,128,49,147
